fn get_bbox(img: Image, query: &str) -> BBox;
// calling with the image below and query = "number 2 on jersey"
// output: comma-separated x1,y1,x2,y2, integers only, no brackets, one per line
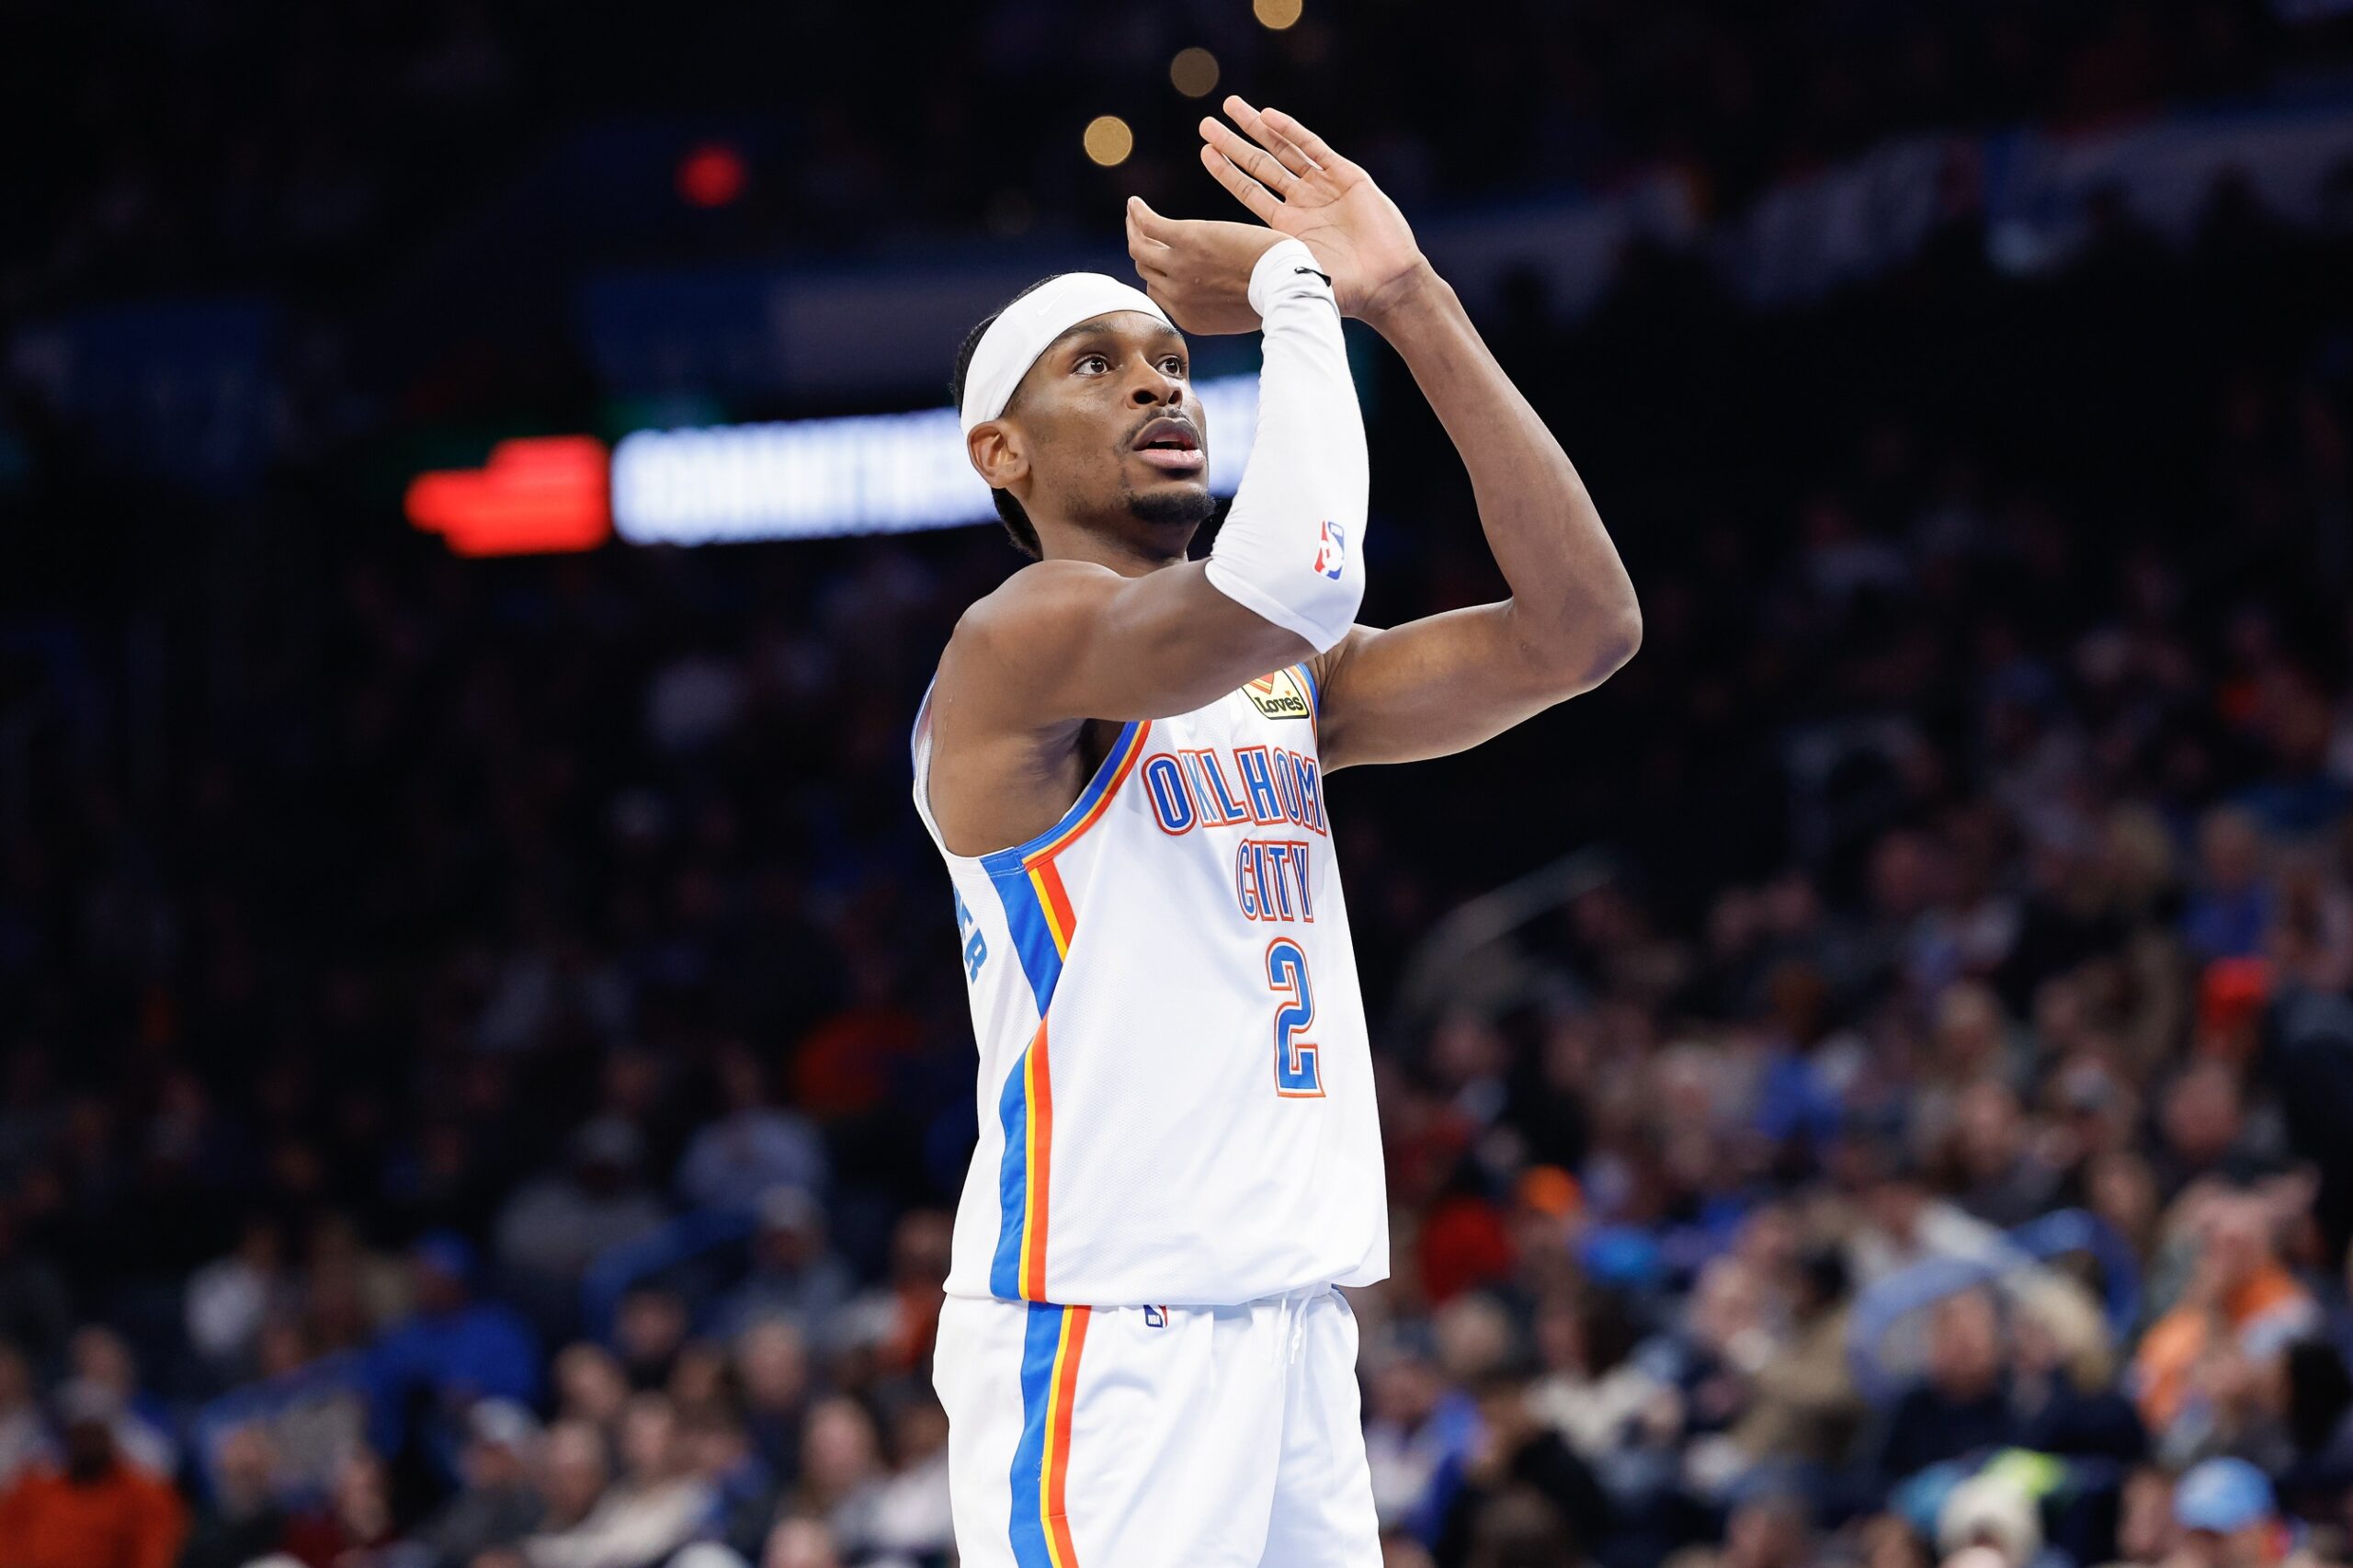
1265,937,1324,1097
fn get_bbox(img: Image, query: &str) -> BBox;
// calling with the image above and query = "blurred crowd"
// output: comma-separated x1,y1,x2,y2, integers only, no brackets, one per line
7,0,2352,311
7,6,2353,1568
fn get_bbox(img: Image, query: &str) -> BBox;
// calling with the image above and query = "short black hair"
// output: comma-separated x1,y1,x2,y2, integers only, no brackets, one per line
951,275,1061,559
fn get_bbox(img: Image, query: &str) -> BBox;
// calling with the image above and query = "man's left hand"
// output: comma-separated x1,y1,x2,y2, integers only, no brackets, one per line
1125,198,1286,335
1197,97,1429,327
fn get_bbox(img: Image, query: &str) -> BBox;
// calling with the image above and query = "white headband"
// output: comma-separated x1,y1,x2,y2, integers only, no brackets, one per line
959,273,1174,435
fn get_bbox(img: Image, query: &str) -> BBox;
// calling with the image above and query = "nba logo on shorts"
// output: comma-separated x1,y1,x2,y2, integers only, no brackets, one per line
1313,519,1347,580
1143,1305,1166,1328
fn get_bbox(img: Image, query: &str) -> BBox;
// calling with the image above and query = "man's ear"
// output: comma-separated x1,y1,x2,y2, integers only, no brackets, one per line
967,420,1028,491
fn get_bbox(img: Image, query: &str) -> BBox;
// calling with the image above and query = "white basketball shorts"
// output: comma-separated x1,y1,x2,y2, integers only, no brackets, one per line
932,1284,1381,1568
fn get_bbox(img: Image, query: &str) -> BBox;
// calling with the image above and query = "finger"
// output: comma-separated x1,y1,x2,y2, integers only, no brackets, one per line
1201,118,1298,198
1259,106,1359,177
1199,144,1285,223
1126,194,1178,240
1125,203,1170,256
1222,95,1318,179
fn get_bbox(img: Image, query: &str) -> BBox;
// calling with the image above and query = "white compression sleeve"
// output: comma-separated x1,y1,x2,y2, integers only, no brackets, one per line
1203,237,1370,654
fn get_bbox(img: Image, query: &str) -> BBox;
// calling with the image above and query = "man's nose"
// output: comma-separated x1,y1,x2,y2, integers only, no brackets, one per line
1129,366,1183,405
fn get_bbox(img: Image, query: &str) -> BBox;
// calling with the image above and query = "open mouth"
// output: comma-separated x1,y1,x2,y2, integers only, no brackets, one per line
1132,416,1205,474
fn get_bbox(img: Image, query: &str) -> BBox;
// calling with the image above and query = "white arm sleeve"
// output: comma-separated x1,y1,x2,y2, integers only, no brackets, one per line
1203,237,1370,653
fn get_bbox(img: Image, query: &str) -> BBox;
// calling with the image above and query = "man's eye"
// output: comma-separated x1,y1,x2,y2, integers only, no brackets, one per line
1076,354,1108,374
1161,358,1186,375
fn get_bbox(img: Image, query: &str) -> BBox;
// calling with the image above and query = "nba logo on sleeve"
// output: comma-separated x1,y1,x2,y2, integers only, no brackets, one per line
1312,520,1346,580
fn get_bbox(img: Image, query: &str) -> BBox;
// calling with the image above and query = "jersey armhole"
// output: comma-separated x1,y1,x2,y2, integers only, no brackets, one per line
1293,659,1322,725
976,719,1153,874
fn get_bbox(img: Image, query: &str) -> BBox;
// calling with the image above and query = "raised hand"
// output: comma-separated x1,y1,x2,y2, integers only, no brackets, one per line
1124,197,1287,335
1197,97,1428,326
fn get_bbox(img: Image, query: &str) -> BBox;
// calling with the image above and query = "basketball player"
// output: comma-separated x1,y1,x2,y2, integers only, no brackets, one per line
913,99,1640,1566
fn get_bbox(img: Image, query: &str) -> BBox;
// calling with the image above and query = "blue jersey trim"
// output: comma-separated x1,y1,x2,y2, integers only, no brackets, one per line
1006,1303,1063,1566
988,863,1064,1019
990,1051,1032,1301
979,720,1143,878
1293,659,1321,719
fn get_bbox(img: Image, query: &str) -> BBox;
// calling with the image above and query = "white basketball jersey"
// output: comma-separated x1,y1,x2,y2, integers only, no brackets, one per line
912,662,1390,1308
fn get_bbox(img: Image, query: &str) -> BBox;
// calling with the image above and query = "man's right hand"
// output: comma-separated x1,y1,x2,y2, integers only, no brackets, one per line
1124,197,1285,335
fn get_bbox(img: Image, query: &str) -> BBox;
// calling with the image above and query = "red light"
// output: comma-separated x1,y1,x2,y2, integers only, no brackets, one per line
405,437,611,557
677,143,748,208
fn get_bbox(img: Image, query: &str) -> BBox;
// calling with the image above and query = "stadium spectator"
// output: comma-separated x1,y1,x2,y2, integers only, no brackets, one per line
177,1422,291,1568
676,1045,830,1213
410,1397,546,1567
365,1233,540,1467
494,1119,671,1317
1872,1289,2018,1485
612,1285,692,1392
0,1389,187,1568
1435,1369,1608,1566
278,1448,403,1565
1725,1247,1864,1473
1367,1329,1483,1544
2168,1457,2293,1568
2132,1191,2320,1456
860,1395,953,1562
1715,1493,1822,1568
526,1392,711,1568
183,1216,292,1381
530,1419,612,1539
789,1396,890,1557
681,1400,779,1560
715,1189,856,1346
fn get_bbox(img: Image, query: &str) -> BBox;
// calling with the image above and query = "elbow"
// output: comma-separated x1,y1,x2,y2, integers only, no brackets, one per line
1590,599,1643,683
1518,593,1641,699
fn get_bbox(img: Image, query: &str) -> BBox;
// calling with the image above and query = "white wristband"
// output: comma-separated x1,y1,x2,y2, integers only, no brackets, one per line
1205,239,1369,653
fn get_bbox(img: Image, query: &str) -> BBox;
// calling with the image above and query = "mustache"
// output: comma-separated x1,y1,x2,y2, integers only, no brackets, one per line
1127,412,1201,445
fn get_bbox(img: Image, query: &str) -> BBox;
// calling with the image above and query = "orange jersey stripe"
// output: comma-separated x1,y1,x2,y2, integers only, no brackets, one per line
1012,725,1144,1304
1025,722,1153,868
1031,859,1077,958
1020,1018,1053,1301
1042,1305,1091,1566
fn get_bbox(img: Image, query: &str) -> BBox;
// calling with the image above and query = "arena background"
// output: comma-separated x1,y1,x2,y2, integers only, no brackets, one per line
7,3,2353,1566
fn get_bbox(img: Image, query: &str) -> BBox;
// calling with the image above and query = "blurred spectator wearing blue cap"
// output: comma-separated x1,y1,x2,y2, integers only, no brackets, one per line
2171,1457,2291,1568
366,1232,540,1471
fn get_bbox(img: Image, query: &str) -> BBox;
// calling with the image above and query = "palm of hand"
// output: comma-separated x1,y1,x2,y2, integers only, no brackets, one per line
1194,97,1427,323
1265,170,1420,320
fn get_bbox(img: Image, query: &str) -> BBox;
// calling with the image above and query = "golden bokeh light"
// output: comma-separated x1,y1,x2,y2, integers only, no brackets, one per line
1082,114,1134,167
1253,0,1303,29
1169,47,1221,98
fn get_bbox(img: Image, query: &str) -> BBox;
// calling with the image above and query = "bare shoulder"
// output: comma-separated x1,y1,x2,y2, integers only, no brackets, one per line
934,560,1113,730
928,565,1108,855
950,558,1124,650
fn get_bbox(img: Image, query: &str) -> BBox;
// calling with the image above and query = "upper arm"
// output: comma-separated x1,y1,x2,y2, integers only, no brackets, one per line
945,558,1316,729
1311,598,1638,771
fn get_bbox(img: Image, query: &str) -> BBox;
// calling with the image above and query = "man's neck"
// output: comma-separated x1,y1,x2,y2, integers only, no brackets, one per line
1035,517,1196,577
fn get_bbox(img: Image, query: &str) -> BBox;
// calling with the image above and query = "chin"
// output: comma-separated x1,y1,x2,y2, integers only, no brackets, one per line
1127,483,1217,529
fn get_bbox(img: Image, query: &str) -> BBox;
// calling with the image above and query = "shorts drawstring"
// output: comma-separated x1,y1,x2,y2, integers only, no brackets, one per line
1279,1286,1317,1369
